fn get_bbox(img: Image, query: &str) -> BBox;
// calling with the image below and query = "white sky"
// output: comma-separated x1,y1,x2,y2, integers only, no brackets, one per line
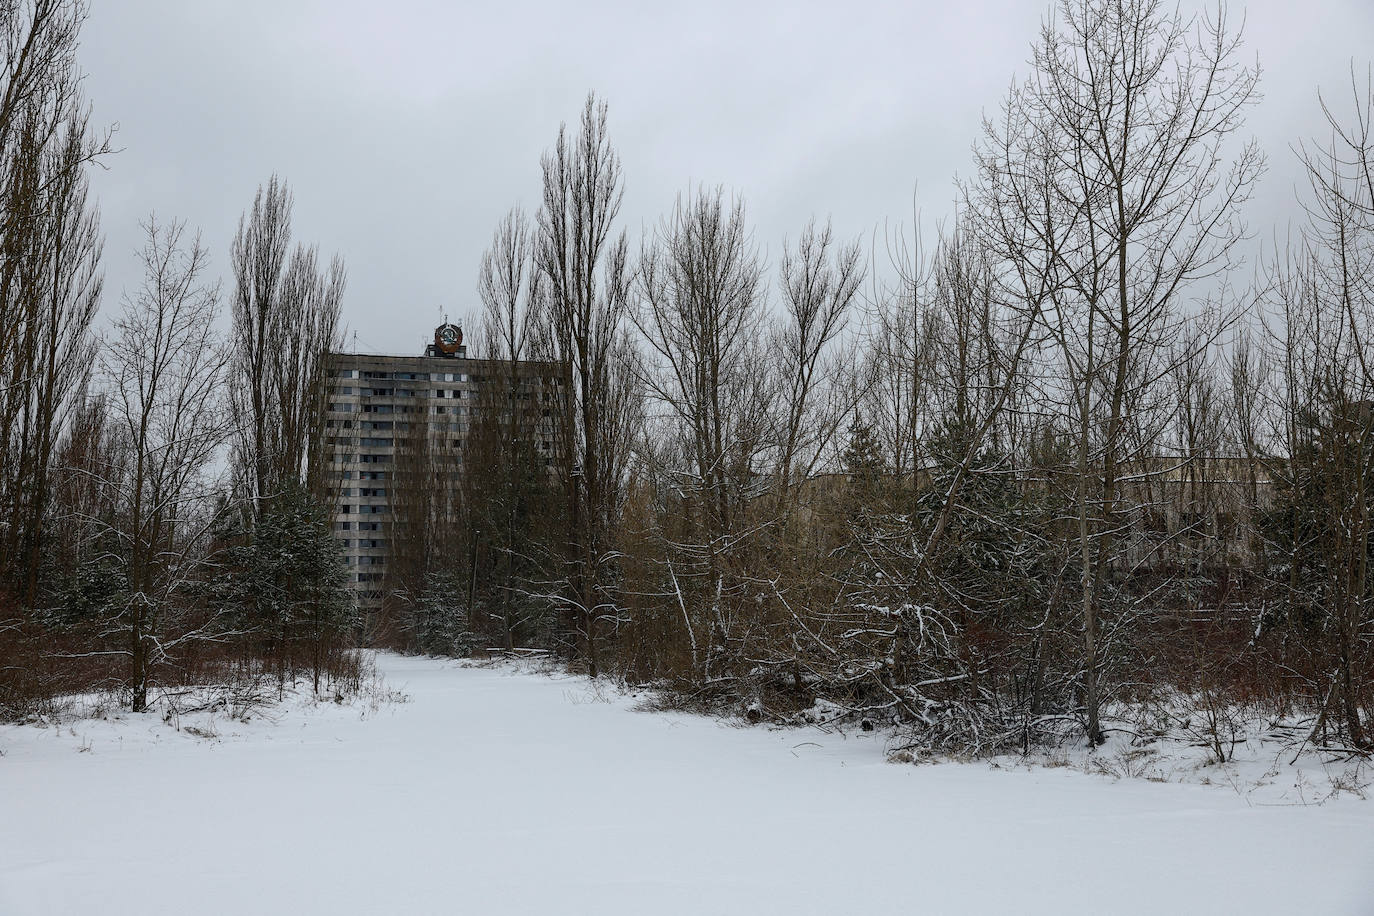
79,0,1374,354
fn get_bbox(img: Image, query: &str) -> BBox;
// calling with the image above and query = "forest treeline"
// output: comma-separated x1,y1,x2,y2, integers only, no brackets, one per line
0,1,358,713
2,0,1372,757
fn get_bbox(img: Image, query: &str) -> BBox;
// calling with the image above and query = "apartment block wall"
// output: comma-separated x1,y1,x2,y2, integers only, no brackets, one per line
323,349,562,616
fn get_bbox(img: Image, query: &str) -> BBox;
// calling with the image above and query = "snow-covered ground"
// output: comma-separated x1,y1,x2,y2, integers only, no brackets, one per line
2,653,1371,916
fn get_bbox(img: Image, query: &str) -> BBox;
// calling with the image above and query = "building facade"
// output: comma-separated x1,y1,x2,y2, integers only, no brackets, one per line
324,323,563,615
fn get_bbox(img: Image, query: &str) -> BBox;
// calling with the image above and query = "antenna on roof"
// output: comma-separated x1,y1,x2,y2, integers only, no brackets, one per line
352,330,358,354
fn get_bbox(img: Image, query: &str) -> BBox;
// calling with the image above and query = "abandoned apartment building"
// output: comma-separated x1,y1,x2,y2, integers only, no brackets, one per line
324,323,563,613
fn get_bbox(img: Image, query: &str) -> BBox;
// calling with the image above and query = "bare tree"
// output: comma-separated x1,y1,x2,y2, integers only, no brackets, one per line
276,246,345,497
480,207,539,366
472,207,564,648
970,0,1262,744
229,176,292,506
634,187,770,681
2,107,102,600
97,216,228,711
229,175,345,511
533,93,637,676
864,211,941,477
1258,72,1374,749
774,218,863,507
0,0,110,603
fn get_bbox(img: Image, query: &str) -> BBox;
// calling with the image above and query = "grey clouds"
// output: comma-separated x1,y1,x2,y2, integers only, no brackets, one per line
80,0,1374,352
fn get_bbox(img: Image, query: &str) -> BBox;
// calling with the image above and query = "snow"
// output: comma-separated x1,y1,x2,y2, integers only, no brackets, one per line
2,653,1371,915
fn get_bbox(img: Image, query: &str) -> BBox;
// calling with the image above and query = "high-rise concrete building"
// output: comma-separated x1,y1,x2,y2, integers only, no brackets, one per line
323,323,562,614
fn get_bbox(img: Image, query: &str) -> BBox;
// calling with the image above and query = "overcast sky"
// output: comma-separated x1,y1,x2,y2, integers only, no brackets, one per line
79,0,1374,355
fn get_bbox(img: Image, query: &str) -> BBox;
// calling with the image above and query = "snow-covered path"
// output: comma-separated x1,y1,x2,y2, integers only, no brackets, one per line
2,654,1371,915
